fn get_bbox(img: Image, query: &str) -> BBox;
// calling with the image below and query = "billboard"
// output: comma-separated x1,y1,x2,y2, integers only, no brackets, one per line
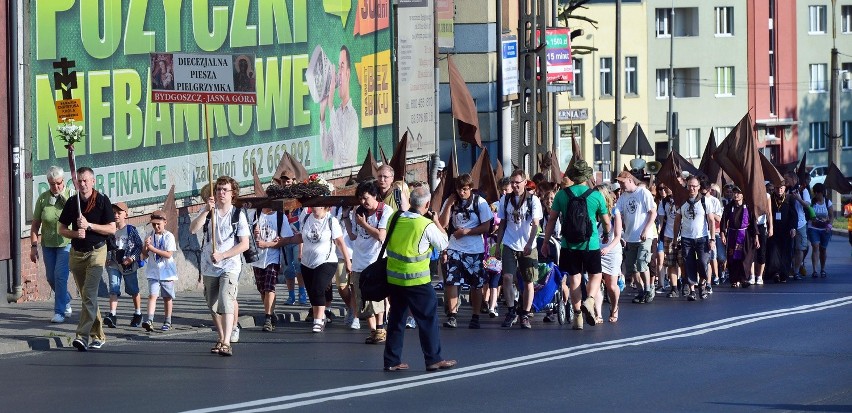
537,27,573,84
28,0,393,206
436,0,454,49
396,0,436,158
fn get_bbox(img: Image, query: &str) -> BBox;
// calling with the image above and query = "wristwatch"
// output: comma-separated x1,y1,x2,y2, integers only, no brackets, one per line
87,224,92,231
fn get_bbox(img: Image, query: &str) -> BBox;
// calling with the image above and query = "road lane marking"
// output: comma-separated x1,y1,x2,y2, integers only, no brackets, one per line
183,296,852,413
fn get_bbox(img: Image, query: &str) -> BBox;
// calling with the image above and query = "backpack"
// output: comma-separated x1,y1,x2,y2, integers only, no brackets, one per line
203,207,259,263
560,187,596,245
683,196,711,236
502,193,534,223
448,194,489,235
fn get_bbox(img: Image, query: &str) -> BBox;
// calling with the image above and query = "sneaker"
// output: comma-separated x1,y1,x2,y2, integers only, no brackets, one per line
344,310,355,326
405,316,417,329
820,270,827,278
644,291,655,304
460,283,470,292
324,309,335,324
705,285,713,295
443,315,457,328
571,313,584,330
263,317,275,332
501,311,517,328
480,303,489,315
130,313,143,327
161,323,172,331
50,314,65,323
581,297,597,325
103,314,116,328
519,315,532,329
667,288,679,298
700,287,710,300
284,297,296,305
65,305,72,317
755,277,764,285
433,282,444,291
632,292,645,304
712,277,720,286
142,320,153,332
794,275,804,281
687,291,697,301
349,317,361,330
812,271,819,279
231,326,240,343
747,275,756,285
469,316,481,329
89,339,104,350
312,320,325,333
72,338,88,352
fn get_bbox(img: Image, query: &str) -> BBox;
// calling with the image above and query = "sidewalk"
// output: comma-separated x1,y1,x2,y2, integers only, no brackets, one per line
0,292,325,355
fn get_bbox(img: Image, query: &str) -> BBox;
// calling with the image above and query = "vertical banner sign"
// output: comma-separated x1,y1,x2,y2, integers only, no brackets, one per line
397,0,437,158
537,28,573,83
501,35,519,96
28,0,393,207
436,0,455,49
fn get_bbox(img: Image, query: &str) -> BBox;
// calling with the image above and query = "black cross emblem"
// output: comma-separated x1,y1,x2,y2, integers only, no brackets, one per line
52,58,77,100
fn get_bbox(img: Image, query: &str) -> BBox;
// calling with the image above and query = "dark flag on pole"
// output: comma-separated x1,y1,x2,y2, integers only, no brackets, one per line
658,150,696,205
448,56,483,148
432,146,459,210
356,148,380,183
252,163,265,196
824,163,852,194
163,185,179,237
698,130,726,187
713,113,769,218
273,152,309,184
388,131,410,182
759,151,784,187
470,148,500,204
494,160,504,180
379,146,390,166
796,153,809,185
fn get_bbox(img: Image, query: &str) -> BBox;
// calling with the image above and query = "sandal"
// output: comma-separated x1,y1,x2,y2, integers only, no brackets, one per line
609,307,619,323
218,344,232,356
210,341,223,354
594,316,604,325
820,271,827,278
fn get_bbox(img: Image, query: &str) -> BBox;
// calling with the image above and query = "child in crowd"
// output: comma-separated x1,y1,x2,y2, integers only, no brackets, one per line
104,202,143,328
141,211,177,331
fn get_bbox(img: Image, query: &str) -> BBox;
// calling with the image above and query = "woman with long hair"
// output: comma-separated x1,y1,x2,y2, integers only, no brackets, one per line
595,184,623,323
806,183,833,278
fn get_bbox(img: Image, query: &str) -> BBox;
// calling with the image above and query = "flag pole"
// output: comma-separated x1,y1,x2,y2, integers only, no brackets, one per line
66,144,82,220
448,54,459,168
204,103,216,256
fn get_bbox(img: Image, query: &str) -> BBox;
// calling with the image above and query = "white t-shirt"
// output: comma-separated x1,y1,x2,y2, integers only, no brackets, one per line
250,210,294,269
616,187,656,243
704,194,723,233
441,194,492,254
678,197,712,239
757,193,771,225
145,231,177,281
349,204,393,272
657,198,678,239
808,199,832,229
332,206,354,260
497,193,543,252
201,206,251,277
300,212,344,269
793,188,812,228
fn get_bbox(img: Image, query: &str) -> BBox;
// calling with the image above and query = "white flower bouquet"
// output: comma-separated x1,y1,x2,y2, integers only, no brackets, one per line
57,119,85,149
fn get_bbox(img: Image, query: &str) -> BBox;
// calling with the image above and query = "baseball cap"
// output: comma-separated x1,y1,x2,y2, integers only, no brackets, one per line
112,202,129,212
150,210,167,223
615,170,640,184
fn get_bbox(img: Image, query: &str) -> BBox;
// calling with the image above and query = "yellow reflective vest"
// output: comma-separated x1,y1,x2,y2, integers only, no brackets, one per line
386,215,432,287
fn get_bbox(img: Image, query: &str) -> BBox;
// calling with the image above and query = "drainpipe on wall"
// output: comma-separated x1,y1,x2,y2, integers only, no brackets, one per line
7,0,22,302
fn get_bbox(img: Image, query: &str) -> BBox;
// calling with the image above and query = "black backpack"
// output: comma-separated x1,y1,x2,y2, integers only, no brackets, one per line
561,187,596,245
203,207,259,263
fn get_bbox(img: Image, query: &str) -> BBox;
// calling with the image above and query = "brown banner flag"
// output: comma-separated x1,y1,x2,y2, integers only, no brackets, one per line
162,185,178,237
494,160,504,180
470,148,500,204
252,163,265,196
356,148,379,183
698,130,724,187
273,152,309,184
657,151,692,205
825,162,852,194
379,146,390,166
759,151,784,187
713,113,769,218
550,150,563,184
448,56,483,148
432,146,459,210
389,131,410,182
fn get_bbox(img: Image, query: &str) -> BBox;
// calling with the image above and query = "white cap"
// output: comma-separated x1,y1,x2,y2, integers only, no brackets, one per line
436,160,446,171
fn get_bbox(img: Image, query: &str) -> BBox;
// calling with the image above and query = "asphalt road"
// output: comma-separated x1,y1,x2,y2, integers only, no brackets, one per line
2,239,851,413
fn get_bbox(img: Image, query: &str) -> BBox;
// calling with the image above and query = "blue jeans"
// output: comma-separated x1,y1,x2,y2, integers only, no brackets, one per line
107,267,140,297
42,245,71,316
681,237,710,286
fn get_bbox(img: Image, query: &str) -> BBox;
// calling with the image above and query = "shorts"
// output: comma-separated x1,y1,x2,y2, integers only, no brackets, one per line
656,239,664,253
301,263,336,306
807,227,832,248
600,246,623,276
253,264,280,294
500,246,539,283
624,240,653,274
203,272,239,315
281,244,301,279
486,270,502,288
711,235,726,261
663,237,683,268
148,279,176,299
559,248,603,276
349,271,386,317
795,225,808,251
755,225,768,264
334,261,350,286
443,249,485,288
107,267,140,296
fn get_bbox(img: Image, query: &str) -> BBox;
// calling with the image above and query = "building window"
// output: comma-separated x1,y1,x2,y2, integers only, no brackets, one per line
715,66,735,96
809,122,827,151
844,121,852,148
809,64,827,92
809,5,827,34
571,58,583,98
656,8,671,37
842,62,851,92
715,7,734,36
625,57,638,95
656,69,669,98
600,57,613,96
715,126,733,140
842,6,851,34
685,128,701,159
674,67,700,98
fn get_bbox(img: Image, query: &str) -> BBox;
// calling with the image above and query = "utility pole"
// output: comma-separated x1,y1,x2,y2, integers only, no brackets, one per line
829,0,841,212
667,4,676,154
614,0,622,174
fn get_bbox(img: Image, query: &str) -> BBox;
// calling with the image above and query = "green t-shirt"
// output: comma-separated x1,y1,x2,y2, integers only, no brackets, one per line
32,189,71,248
551,185,608,251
